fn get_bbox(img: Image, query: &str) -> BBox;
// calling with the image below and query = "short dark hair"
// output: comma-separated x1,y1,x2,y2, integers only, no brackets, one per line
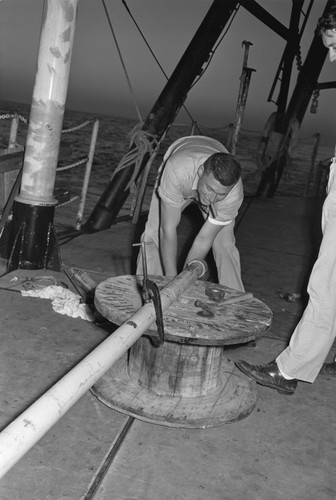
203,152,241,186
316,6,336,36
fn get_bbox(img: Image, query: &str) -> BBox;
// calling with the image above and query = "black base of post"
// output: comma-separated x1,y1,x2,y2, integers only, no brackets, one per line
2,201,61,272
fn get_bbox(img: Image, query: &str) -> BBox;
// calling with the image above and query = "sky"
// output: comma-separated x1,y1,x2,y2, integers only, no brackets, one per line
0,0,335,145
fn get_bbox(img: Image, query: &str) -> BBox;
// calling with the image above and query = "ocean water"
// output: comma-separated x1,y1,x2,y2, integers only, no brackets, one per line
0,99,333,230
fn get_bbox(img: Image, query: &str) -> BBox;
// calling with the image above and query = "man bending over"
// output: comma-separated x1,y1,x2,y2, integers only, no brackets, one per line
136,135,244,292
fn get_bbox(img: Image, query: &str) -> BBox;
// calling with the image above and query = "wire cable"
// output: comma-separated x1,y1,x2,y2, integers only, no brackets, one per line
121,0,203,133
191,4,241,89
101,0,143,123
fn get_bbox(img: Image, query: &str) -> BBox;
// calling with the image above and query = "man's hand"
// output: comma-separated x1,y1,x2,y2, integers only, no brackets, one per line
160,201,182,276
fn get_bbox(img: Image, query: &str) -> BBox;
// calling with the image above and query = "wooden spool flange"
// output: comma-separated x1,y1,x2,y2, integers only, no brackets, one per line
92,275,273,428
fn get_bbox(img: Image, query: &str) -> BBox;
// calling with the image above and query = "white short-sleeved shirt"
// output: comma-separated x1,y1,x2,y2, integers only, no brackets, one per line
158,136,244,225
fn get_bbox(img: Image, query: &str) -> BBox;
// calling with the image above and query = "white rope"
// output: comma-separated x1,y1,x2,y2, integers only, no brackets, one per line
110,124,159,192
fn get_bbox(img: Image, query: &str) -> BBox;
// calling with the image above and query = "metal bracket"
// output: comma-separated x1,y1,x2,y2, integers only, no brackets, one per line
145,279,165,347
133,241,165,347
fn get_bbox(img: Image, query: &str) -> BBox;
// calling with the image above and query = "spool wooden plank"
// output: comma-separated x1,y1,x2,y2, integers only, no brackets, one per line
92,354,257,428
94,275,272,345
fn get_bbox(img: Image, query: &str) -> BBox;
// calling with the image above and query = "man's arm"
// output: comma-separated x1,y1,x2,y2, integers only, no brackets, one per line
160,201,182,276
184,220,223,266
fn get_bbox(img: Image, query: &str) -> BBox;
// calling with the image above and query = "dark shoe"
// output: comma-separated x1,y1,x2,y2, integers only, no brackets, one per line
235,360,297,395
320,361,336,376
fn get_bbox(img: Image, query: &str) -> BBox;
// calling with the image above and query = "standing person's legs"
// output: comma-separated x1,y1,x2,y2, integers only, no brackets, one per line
212,221,245,292
277,165,336,382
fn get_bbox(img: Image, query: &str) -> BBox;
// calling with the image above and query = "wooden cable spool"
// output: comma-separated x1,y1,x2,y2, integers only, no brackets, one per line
92,275,273,428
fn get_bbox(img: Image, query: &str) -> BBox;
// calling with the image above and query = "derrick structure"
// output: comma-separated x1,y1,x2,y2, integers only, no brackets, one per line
2,0,336,268
85,0,336,233
255,0,336,196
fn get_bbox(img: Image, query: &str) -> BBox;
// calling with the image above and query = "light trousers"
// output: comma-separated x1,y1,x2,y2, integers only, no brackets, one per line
277,158,336,382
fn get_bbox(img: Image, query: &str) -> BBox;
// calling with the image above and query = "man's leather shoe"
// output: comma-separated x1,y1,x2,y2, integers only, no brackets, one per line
235,360,297,395
320,361,336,376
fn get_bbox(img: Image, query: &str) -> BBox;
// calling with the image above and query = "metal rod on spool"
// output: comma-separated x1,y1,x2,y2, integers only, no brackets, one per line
0,259,207,478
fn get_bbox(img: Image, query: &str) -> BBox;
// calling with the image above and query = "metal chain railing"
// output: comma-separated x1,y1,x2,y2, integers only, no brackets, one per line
61,120,93,134
0,113,28,124
295,45,303,72
0,112,99,230
56,158,87,172
310,89,319,114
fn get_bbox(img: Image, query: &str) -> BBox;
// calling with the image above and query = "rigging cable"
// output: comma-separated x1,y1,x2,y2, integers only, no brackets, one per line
101,0,143,123
121,0,204,133
122,0,169,82
122,0,240,94
101,0,170,214
190,4,241,89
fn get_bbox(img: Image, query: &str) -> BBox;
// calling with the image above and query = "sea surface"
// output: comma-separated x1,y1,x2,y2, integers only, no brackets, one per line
0,99,333,231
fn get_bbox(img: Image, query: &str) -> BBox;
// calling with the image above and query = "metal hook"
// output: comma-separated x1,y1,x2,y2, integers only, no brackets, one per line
133,241,165,346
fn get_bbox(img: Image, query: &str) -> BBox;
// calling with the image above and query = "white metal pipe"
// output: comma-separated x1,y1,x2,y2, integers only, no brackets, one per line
76,119,100,230
0,260,206,478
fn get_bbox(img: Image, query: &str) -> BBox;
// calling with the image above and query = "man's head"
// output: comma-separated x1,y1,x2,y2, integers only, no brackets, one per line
316,6,336,62
197,153,241,207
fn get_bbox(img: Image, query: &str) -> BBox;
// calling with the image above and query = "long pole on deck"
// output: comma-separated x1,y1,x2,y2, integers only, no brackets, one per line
6,0,78,271
0,260,206,479
84,0,239,232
